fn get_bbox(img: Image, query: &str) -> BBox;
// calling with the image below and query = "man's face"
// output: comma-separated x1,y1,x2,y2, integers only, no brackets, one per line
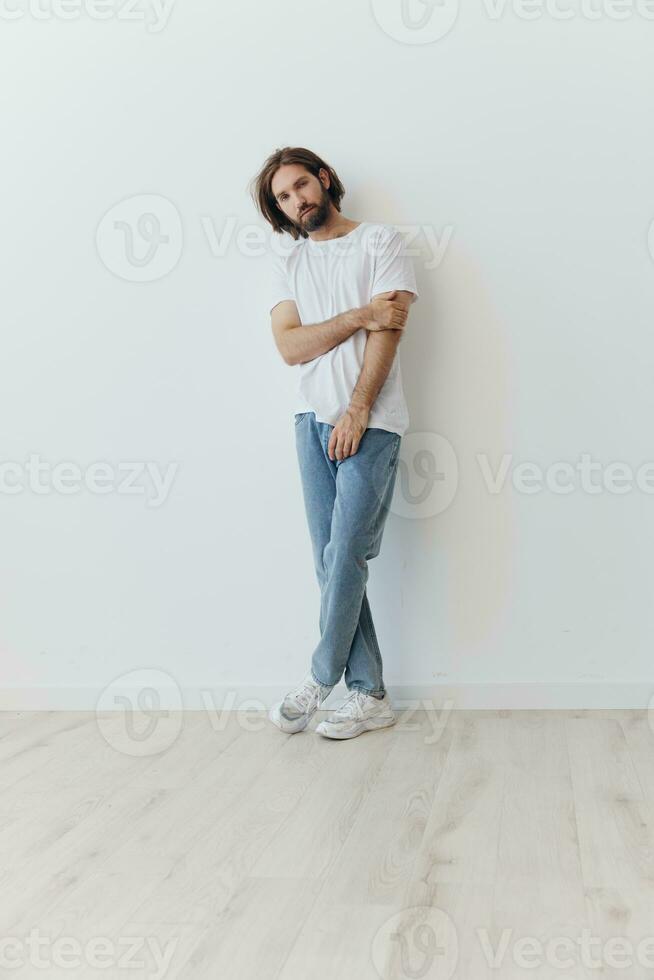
271,164,331,234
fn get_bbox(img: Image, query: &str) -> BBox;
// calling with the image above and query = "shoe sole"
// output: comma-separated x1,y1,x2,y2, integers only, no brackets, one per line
269,683,335,734
315,713,396,740
269,703,313,734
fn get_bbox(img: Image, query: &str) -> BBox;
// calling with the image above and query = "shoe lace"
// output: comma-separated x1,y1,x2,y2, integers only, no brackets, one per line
334,690,369,719
294,676,326,711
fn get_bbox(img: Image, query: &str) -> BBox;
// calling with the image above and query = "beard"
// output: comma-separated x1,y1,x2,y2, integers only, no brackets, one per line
297,195,330,234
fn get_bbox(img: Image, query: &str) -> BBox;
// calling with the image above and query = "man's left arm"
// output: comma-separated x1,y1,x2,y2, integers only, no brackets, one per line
327,290,415,461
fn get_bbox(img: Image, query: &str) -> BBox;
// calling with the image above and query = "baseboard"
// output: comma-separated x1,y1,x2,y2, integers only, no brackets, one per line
0,682,652,711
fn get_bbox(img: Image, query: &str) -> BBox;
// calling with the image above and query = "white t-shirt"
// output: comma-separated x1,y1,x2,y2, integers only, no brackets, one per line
268,221,418,436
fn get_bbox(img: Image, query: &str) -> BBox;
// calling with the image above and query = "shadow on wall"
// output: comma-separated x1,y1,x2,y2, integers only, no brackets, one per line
399,240,513,662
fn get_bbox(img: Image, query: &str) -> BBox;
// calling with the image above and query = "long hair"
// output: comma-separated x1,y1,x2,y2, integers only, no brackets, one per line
249,146,345,240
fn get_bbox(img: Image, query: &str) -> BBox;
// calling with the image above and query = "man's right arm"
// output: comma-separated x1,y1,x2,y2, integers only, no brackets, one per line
270,293,407,366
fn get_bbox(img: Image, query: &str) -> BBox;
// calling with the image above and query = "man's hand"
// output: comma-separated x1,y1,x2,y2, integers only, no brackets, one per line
327,404,370,462
366,290,409,333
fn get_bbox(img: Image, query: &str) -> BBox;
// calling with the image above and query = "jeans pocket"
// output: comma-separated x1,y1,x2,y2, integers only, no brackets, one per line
294,412,307,425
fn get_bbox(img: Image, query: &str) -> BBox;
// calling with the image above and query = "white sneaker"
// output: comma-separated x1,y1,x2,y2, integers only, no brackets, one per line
315,689,396,740
269,671,334,734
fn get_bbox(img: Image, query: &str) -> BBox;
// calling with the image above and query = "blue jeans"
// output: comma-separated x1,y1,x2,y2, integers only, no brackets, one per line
294,411,401,698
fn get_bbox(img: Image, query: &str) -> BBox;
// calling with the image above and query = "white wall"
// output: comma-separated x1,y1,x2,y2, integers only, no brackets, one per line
2,0,653,709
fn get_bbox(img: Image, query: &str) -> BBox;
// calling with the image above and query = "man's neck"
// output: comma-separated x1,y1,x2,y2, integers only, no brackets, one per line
307,217,361,242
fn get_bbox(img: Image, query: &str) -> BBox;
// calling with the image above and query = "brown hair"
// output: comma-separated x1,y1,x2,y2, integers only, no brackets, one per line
249,146,345,240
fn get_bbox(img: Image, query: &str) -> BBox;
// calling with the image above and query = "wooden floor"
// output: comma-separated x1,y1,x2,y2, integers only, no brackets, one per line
1,708,653,978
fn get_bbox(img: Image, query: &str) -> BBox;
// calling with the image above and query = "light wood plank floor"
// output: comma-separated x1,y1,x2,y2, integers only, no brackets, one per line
1,709,654,979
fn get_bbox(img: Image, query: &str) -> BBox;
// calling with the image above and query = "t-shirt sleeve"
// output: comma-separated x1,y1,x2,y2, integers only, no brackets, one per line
370,227,419,304
269,250,295,314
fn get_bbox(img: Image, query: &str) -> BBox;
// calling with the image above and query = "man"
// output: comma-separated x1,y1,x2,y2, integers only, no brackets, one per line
250,146,418,740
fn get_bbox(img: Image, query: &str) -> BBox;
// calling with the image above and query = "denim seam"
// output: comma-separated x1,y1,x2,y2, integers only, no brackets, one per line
347,684,385,698
370,446,400,542
360,593,383,677
311,668,332,689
